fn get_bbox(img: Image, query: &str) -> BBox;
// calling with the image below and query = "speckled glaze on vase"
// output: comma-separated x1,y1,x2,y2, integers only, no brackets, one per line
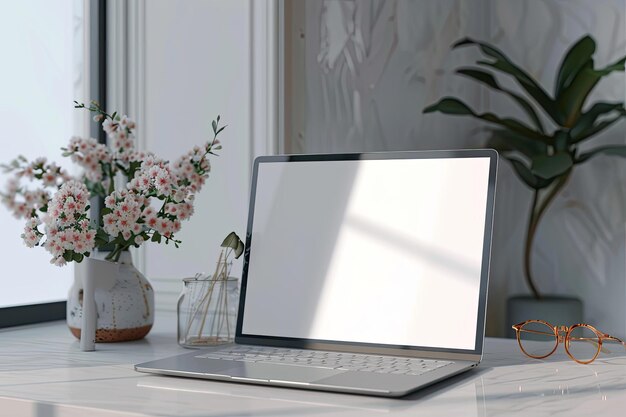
67,252,154,342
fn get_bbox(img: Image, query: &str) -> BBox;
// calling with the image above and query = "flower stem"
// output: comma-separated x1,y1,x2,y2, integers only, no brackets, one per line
105,244,127,262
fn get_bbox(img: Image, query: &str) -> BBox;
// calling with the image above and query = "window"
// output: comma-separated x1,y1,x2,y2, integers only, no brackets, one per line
0,0,105,327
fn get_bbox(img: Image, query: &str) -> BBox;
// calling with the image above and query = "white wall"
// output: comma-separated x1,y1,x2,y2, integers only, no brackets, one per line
139,0,252,310
288,0,626,337
122,1,626,338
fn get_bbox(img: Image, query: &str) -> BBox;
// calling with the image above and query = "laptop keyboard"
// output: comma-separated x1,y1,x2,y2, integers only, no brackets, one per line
195,346,452,376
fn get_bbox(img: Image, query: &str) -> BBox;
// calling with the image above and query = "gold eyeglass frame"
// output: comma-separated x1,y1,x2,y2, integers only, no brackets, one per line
512,319,626,364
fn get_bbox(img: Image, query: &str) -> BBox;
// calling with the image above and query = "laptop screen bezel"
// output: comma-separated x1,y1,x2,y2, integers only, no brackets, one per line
235,150,497,361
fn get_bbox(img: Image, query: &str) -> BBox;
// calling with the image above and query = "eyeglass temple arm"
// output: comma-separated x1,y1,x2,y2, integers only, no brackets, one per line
602,334,626,350
511,326,554,336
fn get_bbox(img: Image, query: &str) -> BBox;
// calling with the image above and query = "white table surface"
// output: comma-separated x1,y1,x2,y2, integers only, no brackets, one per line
2,312,626,417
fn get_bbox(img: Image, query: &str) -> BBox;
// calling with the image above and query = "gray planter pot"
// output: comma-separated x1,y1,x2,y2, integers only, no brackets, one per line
505,295,583,338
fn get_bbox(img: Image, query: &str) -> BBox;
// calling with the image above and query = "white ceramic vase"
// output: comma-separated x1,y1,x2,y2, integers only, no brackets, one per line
67,252,154,344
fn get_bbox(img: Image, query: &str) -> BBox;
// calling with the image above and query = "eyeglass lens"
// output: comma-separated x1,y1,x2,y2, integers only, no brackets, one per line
566,325,600,363
518,321,557,358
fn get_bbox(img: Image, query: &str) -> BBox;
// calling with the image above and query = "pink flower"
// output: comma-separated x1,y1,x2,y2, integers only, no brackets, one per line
52,256,67,267
147,216,158,228
102,192,142,241
42,172,57,187
105,195,117,208
102,119,118,135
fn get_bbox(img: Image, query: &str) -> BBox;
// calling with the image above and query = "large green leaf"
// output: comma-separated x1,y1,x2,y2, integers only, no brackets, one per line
507,157,554,190
554,36,596,97
457,68,545,133
423,97,550,143
487,129,547,159
558,56,626,127
570,102,626,141
453,38,563,124
573,113,625,143
557,61,600,126
577,145,626,163
531,152,573,179
423,97,474,115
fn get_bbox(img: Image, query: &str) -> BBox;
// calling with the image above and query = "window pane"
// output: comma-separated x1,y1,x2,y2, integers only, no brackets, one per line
0,0,84,308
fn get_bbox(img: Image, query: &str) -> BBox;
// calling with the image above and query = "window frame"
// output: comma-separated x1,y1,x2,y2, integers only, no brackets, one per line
0,0,107,329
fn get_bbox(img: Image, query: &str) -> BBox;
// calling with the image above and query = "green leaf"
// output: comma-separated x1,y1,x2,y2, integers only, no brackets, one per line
95,226,109,240
573,113,625,143
577,145,626,163
423,97,474,115
557,56,626,127
553,130,569,152
127,160,143,180
212,120,217,134
235,240,244,259
531,152,573,179
507,157,553,190
554,35,596,97
598,55,626,75
453,38,563,124
423,97,550,142
570,102,626,141
63,251,74,262
486,129,547,159
73,253,84,263
221,231,244,259
557,61,601,126
151,231,162,243
456,68,545,132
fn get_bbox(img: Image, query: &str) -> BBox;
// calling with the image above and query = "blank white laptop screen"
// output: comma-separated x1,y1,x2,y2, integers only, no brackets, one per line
242,157,491,351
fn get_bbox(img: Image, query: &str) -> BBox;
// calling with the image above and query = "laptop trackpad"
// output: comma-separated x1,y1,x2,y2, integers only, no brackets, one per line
223,362,344,383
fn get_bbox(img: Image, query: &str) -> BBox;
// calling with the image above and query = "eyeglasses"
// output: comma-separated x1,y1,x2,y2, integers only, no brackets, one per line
512,320,626,364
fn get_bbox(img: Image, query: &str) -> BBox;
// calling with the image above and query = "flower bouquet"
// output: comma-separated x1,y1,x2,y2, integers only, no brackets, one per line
1,101,225,265
0,101,227,348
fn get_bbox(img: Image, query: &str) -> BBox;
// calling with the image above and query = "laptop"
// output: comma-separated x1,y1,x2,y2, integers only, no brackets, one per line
135,149,498,397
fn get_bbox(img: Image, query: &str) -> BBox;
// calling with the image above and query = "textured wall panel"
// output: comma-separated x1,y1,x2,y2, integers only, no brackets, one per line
287,0,626,337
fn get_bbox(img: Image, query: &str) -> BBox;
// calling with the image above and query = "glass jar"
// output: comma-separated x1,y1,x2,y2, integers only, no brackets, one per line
177,268,240,348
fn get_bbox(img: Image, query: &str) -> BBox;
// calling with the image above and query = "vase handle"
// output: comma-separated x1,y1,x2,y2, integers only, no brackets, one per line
80,272,97,351
78,258,120,351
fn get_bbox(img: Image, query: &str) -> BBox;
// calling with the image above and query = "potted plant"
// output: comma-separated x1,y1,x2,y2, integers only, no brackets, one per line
423,35,626,332
0,101,229,349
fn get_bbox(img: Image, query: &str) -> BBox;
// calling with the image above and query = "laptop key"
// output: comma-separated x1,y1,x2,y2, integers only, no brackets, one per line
198,347,453,375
